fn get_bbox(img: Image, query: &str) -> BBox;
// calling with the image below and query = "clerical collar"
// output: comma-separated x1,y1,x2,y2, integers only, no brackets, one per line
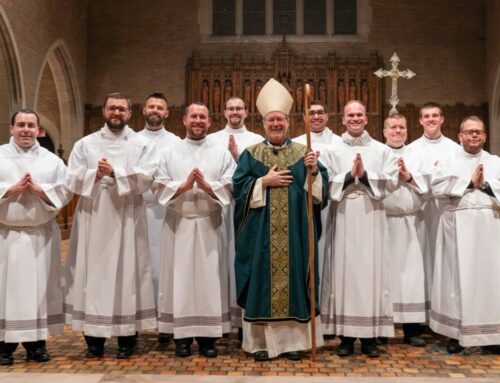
10,136,40,153
142,127,166,137
102,124,130,140
463,148,483,157
265,138,290,149
312,128,328,136
224,125,247,134
387,144,405,152
341,131,371,146
185,136,207,145
422,134,443,143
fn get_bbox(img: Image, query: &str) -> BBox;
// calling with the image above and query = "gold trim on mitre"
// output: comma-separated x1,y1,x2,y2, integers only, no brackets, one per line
256,78,293,117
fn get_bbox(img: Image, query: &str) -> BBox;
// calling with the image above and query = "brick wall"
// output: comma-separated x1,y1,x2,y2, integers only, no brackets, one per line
0,1,495,153
86,0,487,108
0,0,87,108
486,0,500,153
86,0,199,108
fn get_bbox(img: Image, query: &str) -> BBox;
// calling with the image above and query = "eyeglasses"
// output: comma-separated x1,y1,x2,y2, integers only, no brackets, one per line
309,110,326,116
226,106,245,112
105,106,129,113
461,130,485,136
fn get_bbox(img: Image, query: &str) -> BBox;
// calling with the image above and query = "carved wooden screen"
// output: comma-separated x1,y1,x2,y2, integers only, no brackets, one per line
186,41,384,140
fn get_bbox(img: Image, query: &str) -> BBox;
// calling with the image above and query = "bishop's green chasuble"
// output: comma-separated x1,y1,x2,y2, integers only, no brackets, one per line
233,140,328,323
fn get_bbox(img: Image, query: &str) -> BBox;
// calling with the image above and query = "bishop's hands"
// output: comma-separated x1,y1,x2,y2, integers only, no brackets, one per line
97,157,114,179
175,168,216,198
351,153,365,178
228,135,239,161
3,172,50,204
262,165,293,188
471,164,485,189
262,151,319,188
304,150,319,176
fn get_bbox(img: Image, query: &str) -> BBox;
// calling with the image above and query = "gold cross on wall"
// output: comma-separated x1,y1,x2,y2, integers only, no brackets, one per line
374,53,416,114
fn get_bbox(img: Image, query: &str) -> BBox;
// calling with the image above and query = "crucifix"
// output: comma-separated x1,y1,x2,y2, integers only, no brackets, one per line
374,53,415,114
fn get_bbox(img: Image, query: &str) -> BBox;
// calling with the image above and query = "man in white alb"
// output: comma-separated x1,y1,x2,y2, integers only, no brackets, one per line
293,100,342,149
407,102,460,309
430,116,500,354
0,109,72,365
292,100,342,336
138,92,180,344
321,100,398,357
65,93,157,359
383,113,427,347
153,102,235,358
207,97,262,335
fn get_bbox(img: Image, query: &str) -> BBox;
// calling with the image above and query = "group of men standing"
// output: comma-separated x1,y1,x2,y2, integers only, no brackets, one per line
0,78,498,365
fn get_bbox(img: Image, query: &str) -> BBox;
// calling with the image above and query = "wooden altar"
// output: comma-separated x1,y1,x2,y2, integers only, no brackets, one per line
82,40,489,144
186,41,384,140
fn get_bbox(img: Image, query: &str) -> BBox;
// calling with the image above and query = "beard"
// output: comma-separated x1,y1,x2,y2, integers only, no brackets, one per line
463,143,483,155
105,117,127,131
146,113,164,128
228,115,244,128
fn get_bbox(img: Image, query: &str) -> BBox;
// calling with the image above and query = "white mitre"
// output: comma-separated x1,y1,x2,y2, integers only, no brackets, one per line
256,78,293,117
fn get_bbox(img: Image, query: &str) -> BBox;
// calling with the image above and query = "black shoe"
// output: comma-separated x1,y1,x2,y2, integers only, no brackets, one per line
404,335,426,347
116,346,135,359
446,339,463,354
283,351,301,361
26,347,51,362
84,335,105,358
0,353,13,366
482,345,500,354
199,346,217,358
158,333,172,345
85,345,104,359
361,340,380,358
254,350,269,361
336,339,354,357
175,343,191,358
237,328,243,342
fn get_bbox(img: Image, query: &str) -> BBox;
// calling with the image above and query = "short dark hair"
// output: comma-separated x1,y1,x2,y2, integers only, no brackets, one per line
10,108,40,126
103,92,132,109
146,92,168,105
225,97,247,110
309,100,328,113
184,101,210,117
419,102,443,117
459,115,485,132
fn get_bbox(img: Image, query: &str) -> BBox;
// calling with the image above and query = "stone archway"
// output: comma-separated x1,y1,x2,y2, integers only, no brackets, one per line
35,40,82,160
491,64,500,154
0,5,23,143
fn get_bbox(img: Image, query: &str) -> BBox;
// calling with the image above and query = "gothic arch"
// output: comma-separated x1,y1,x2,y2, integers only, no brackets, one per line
0,5,23,143
491,63,500,154
34,40,82,159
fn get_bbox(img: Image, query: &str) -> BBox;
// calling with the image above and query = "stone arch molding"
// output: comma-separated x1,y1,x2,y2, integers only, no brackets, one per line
0,5,23,143
493,64,500,126
35,40,83,159
490,64,500,154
